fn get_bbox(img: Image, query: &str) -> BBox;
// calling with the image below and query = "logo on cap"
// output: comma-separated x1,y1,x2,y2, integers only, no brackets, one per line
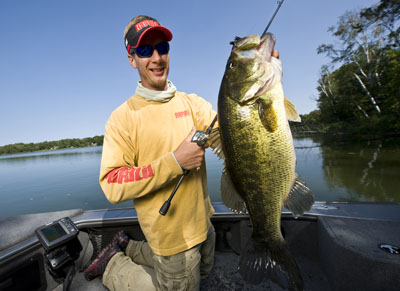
135,20,159,32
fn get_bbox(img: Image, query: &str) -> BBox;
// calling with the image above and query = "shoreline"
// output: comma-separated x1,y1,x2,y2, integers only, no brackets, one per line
0,136,104,156
0,145,102,158
2,131,400,156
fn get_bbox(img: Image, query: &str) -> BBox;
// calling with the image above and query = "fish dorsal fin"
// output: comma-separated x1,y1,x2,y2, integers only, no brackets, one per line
208,128,225,160
221,168,246,213
284,97,301,122
283,174,314,217
257,99,278,132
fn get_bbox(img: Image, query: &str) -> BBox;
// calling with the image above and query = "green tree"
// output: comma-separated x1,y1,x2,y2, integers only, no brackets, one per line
361,0,400,48
0,135,105,155
317,10,385,116
376,49,400,130
93,135,104,145
314,0,400,133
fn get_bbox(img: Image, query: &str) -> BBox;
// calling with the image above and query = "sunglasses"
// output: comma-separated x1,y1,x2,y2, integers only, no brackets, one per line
130,42,170,58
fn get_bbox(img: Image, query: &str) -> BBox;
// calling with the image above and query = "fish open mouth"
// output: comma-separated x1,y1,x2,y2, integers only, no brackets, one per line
227,33,279,105
254,33,277,97
257,33,275,63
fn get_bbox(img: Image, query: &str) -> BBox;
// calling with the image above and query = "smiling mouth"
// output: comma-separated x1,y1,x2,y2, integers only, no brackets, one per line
150,68,165,75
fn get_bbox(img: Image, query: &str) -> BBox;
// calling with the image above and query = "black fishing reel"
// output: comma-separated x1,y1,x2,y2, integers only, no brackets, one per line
191,130,210,147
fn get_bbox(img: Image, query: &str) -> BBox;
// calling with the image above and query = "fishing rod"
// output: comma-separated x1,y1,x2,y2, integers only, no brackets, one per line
261,0,285,37
159,115,218,216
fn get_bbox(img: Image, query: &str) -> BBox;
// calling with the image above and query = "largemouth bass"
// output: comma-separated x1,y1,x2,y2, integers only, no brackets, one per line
212,33,314,290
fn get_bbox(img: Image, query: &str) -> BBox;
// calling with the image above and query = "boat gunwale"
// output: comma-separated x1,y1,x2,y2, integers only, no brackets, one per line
1,201,400,264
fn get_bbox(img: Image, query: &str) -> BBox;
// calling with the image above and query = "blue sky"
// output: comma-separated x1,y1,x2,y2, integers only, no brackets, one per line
0,0,379,146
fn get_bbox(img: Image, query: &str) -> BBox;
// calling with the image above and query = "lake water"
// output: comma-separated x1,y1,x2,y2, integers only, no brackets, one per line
1,135,399,217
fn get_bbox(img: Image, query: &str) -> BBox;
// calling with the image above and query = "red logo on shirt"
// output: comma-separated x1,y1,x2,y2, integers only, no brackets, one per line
106,165,154,184
175,110,190,119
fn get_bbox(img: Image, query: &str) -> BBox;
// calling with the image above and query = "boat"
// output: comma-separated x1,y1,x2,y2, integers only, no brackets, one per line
1,202,399,291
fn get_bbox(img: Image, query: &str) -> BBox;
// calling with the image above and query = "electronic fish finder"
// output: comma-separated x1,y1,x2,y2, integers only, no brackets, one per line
35,217,82,291
35,217,79,251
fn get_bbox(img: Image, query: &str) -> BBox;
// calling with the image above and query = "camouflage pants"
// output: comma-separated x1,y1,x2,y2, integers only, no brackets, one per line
103,226,215,291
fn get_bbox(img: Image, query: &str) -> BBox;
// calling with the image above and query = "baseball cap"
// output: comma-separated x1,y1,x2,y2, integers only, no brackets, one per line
124,16,173,54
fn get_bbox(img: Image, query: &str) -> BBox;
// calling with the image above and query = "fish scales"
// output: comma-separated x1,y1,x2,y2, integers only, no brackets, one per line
214,33,314,291
219,82,295,243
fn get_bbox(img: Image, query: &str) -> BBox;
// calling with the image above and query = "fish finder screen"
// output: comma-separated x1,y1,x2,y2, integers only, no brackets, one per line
42,223,67,242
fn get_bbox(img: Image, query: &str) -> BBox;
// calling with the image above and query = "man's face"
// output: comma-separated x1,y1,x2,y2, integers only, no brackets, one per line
129,31,170,91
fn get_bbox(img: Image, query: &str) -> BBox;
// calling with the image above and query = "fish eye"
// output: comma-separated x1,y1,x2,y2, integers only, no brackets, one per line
228,61,235,69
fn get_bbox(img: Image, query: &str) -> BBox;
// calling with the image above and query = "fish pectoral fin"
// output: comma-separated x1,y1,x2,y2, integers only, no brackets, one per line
238,238,304,290
221,168,246,213
208,128,225,160
284,97,301,122
257,99,278,132
284,174,314,217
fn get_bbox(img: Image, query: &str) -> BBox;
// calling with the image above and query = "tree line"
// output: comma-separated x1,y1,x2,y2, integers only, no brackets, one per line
292,0,400,135
0,136,104,156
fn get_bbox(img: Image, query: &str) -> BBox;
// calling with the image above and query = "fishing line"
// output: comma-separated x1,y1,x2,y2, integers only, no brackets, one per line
261,0,286,37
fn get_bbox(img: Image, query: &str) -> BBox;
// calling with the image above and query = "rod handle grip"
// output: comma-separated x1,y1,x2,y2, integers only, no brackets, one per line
159,201,170,216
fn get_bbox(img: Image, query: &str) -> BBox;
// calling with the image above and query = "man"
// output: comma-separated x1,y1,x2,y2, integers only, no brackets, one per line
84,15,217,290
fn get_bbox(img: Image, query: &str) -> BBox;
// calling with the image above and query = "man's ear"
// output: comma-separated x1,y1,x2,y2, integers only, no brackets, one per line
128,54,137,69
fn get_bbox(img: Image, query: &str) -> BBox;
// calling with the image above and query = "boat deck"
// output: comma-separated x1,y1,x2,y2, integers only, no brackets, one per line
54,218,331,291
1,202,400,291
62,250,330,291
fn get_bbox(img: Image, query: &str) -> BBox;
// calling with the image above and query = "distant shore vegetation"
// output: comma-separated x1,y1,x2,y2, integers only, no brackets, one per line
293,0,400,136
0,136,104,156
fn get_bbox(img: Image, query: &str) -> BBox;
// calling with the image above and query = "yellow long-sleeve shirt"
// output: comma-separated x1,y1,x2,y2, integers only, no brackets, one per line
99,91,216,256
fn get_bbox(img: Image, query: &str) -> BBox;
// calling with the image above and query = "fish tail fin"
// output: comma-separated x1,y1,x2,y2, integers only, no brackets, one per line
238,239,304,291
